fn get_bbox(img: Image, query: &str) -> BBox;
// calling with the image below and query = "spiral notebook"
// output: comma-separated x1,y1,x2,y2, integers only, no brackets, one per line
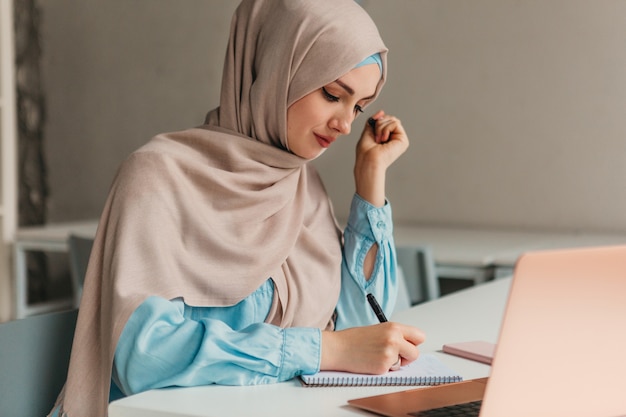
300,353,462,387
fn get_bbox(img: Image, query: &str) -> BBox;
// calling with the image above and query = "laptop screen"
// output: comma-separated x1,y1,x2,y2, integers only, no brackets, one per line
480,245,626,417
349,245,626,417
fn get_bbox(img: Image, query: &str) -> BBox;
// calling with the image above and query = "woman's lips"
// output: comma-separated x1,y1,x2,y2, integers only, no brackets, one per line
315,133,335,148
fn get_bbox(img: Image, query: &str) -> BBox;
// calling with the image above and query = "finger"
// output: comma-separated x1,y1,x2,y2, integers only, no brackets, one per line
396,325,426,365
373,116,400,144
390,356,402,371
397,339,420,364
404,326,426,346
389,322,426,345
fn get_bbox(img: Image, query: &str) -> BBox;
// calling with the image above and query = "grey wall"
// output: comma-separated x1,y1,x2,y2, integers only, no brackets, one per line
40,0,238,220
40,1,626,233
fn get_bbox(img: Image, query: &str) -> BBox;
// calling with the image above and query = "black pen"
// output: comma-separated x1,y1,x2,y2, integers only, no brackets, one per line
367,293,388,323
367,293,402,370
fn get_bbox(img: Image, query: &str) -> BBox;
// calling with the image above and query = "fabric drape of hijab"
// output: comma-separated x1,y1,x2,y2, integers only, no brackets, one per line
51,1,387,416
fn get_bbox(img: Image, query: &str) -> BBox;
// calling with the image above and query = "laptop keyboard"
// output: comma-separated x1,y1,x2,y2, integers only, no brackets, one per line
409,400,482,417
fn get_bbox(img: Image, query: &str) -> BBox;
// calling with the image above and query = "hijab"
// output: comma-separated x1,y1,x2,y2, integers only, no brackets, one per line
52,1,387,415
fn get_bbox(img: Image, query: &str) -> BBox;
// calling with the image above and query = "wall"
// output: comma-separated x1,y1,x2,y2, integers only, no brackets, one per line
40,1,626,233
40,0,238,221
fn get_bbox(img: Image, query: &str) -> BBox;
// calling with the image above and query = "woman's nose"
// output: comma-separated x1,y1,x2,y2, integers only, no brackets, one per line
329,111,352,135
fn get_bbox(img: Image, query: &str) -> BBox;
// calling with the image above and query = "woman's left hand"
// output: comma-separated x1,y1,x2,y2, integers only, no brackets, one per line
353,110,409,207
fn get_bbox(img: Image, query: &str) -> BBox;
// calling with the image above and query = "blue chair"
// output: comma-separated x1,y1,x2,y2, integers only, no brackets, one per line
0,309,77,417
68,234,94,307
395,245,440,307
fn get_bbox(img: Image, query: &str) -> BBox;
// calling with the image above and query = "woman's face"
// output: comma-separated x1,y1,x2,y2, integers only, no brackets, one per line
287,63,381,159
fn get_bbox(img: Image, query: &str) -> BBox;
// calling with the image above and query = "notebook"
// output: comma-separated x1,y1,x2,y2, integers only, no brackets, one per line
348,245,626,417
442,341,495,365
300,354,461,387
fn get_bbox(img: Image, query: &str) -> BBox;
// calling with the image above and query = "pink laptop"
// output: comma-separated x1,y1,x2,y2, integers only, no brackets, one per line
349,245,626,417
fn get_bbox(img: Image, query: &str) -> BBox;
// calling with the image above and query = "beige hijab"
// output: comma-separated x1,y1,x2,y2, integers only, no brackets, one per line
53,1,387,415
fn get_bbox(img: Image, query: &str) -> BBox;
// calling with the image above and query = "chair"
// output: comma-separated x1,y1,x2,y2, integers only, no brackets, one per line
67,234,94,307
0,309,78,417
395,245,440,306
393,266,413,314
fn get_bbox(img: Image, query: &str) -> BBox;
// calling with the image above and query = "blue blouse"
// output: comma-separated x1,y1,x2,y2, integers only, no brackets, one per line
58,193,399,414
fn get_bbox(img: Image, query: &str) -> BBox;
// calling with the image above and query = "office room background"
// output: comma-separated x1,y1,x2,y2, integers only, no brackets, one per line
1,0,625,322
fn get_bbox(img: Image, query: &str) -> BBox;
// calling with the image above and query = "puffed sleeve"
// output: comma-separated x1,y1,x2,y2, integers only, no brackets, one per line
112,295,320,396
334,193,399,329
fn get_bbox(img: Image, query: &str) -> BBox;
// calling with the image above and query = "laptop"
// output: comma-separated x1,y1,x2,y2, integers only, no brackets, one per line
348,245,626,417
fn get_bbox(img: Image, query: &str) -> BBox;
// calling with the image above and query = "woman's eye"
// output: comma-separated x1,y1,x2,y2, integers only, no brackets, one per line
322,86,363,115
322,87,339,102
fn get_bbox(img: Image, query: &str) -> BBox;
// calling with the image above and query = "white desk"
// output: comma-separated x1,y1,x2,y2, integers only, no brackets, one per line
108,278,512,417
394,224,626,283
394,226,537,284
13,220,98,319
489,231,626,272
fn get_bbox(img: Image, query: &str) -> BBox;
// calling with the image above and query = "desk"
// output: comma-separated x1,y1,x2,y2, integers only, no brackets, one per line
394,226,539,285
394,224,626,283
108,278,512,417
13,220,98,319
489,231,626,276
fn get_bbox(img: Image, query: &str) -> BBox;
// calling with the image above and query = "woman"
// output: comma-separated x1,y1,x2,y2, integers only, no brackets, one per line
50,1,425,416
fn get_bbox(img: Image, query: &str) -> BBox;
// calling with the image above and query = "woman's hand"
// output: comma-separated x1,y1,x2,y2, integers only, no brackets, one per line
354,110,410,207
320,322,426,374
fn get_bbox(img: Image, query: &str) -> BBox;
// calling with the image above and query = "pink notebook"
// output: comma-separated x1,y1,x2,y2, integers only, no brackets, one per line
442,341,495,365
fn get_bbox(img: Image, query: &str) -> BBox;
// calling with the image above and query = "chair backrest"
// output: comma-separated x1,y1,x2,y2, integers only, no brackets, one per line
0,309,78,417
395,245,440,305
68,234,94,307
393,266,413,314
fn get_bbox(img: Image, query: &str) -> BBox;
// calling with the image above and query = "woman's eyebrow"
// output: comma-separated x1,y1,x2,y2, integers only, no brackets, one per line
334,80,376,101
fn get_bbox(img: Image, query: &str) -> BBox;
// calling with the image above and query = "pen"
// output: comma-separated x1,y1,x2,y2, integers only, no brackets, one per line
367,293,402,370
367,293,388,323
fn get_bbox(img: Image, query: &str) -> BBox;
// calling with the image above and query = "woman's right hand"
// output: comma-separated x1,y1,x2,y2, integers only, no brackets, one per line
320,322,426,374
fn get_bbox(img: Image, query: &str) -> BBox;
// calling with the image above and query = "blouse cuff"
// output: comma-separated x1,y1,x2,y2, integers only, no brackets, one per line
347,193,394,242
278,327,321,380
